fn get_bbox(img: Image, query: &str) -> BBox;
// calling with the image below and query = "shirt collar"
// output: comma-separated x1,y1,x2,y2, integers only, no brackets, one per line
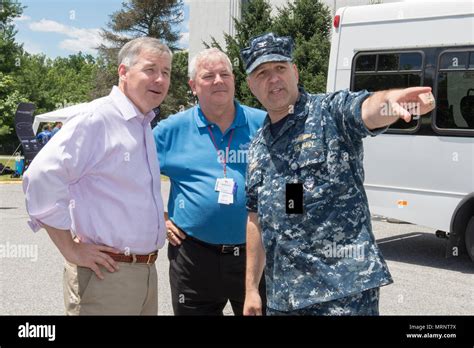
293,86,309,120
193,100,247,129
109,86,156,123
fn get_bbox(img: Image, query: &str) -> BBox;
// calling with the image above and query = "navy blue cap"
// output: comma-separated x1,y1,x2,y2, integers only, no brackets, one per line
240,32,295,75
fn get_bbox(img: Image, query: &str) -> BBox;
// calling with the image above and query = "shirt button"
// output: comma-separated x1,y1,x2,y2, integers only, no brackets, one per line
291,162,298,170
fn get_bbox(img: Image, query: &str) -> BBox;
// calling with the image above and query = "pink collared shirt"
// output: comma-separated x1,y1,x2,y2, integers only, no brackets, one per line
23,86,166,254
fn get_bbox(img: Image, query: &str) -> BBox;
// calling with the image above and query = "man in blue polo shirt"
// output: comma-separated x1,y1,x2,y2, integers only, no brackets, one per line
37,124,52,145
153,48,266,315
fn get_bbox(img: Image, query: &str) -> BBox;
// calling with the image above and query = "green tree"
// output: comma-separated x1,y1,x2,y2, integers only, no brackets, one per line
159,50,194,118
272,0,332,93
95,0,191,118
206,0,332,108
90,53,118,100
0,0,24,74
11,52,99,128
13,53,54,114
0,72,26,138
100,0,184,58
0,0,26,147
44,53,99,110
0,2,104,151
206,0,274,108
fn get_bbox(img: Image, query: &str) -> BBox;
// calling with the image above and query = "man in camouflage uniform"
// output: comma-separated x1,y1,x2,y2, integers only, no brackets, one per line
239,33,436,315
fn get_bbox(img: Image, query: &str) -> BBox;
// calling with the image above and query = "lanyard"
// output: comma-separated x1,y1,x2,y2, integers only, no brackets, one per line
207,126,235,178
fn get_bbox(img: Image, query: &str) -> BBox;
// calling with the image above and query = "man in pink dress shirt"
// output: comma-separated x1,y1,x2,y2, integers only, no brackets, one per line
23,37,171,315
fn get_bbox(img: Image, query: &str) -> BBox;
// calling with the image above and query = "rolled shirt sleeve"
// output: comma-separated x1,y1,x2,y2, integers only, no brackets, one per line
22,112,105,232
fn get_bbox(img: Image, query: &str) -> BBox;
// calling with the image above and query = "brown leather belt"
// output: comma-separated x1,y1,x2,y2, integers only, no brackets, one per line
103,251,158,264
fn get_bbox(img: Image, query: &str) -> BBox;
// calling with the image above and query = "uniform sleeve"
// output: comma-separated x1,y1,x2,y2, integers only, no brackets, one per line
22,113,106,232
152,122,168,176
245,143,260,213
325,89,388,142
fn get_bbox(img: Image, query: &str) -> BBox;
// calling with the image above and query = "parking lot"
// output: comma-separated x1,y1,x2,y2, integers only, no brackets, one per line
1,181,473,315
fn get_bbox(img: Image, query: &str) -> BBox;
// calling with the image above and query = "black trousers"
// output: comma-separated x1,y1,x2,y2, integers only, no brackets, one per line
168,235,266,315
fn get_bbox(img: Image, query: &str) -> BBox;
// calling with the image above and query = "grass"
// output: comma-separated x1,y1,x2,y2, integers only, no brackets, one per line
0,176,21,182
0,157,15,167
0,157,22,182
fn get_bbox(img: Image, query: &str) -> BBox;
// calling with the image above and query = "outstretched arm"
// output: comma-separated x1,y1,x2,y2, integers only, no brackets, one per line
362,87,435,130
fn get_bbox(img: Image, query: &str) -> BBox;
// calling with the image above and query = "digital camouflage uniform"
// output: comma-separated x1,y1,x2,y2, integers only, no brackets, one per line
266,287,380,316
246,88,393,314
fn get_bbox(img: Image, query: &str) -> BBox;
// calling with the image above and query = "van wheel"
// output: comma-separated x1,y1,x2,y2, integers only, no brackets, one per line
466,217,474,262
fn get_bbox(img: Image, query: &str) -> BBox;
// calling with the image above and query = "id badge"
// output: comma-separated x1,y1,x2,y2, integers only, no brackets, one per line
215,178,235,194
218,191,234,205
215,178,236,205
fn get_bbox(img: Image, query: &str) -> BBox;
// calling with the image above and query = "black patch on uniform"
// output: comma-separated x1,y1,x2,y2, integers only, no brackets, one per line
286,183,303,214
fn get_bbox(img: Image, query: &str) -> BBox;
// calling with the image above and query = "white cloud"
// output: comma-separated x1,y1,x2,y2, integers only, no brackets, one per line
20,39,43,54
179,32,189,48
29,19,68,33
29,19,103,54
13,15,31,22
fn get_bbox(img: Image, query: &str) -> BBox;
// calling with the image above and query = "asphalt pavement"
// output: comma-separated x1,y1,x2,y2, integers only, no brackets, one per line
1,181,473,315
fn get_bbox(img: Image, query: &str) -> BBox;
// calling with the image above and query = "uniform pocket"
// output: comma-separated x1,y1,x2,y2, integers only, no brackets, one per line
291,134,326,168
294,146,331,212
296,149,326,169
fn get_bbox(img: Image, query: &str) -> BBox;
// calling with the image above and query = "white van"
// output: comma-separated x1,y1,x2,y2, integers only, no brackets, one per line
326,0,474,261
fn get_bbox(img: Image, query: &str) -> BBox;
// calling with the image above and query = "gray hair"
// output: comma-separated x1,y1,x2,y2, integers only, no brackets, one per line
188,48,233,80
118,37,172,68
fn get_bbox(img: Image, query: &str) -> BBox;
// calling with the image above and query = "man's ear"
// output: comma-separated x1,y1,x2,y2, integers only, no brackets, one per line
189,79,197,96
247,76,255,96
292,63,299,84
118,64,127,81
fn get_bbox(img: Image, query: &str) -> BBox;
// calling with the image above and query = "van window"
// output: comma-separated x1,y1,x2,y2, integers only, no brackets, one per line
352,52,423,131
440,51,469,70
355,55,376,72
400,53,422,70
469,52,474,69
378,54,399,71
435,50,474,130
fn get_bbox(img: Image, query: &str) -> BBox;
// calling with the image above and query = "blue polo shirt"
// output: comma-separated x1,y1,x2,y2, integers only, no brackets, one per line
153,101,265,244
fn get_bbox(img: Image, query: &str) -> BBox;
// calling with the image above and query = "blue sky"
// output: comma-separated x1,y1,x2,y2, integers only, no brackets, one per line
13,0,190,59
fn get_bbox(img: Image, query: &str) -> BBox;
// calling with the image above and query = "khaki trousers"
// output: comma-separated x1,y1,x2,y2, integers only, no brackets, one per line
63,261,158,315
